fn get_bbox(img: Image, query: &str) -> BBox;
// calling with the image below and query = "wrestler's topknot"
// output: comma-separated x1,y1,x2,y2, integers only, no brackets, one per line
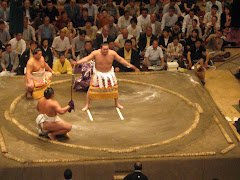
32,48,42,55
44,88,54,99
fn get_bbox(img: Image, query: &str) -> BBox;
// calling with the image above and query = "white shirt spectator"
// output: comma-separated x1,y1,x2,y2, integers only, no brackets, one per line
9,38,26,55
83,3,98,17
25,8,31,20
161,13,178,30
145,46,164,61
52,36,71,52
182,14,200,33
137,14,150,31
205,1,222,14
203,12,220,25
102,34,108,42
127,25,142,42
162,4,181,15
118,15,132,30
114,34,133,47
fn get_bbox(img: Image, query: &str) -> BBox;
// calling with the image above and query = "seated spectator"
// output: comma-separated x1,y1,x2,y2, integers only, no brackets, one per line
137,8,150,31
40,0,48,9
0,17,9,31
76,8,94,29
124,0,140,18
206,30,228,58
184,29,200,58
203,5,220,27
205,0,222,15
83,0,98,26
138,26,157,57
109,41,119,51
140,0,150,10
143,39,165,69
127,17,142,42
143,13,161,38
18,41,38,75
81,21,96,41
38,16,56,46
64,22,76,45
64,0,80,25
118,10,132,32
101,0,119,19
0,1,10,22
225,27,240,46
64,169,72,180
23,17,37,46
53,53,72,75
182,10,199,37
166,36,183,66
187,39,210,69
186,19,202,38
159,28,173,52
114,39,140,72
94,26,114,49
32,12,43,33
130,37,139,53
117,0,129,16
203,16,220,41
161,6,178,31
145,0,160,15
42,1,59,23
114,29,133,49
41,38,53,68
170,21,182,39
161,0,170,7
72,30,86,61
9,33,26,56
220,5,231,31
0,20,11,45
55,11,71,33
162,0,181,16
97,16,119,40
23,0,35,22
98,9,109,29
52,29,71,62
79,41,94,59
0,44,19,73
180,0,200,14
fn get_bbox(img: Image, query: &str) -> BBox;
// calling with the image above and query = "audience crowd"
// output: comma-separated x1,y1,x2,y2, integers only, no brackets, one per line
0,0,237,75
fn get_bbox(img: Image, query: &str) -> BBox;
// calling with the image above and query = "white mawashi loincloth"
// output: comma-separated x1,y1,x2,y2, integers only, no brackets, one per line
92,66,117,89
35,114,60,135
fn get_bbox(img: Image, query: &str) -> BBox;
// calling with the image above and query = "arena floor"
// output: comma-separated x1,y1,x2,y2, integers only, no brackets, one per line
0,71,240,180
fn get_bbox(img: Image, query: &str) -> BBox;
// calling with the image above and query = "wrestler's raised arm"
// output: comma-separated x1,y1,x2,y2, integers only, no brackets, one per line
75,51,95,65
52,101,70,115
114,51,140,72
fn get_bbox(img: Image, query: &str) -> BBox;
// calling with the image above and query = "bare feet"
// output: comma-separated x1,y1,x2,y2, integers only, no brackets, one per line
116,103,124,109
48,133,58,141
82,104,89,111
26,92,33,99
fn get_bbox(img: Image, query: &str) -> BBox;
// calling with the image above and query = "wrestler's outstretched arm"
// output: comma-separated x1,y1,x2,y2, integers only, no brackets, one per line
44,61,55,75
114,52,140,72
75,51,95,65
52,101,70,115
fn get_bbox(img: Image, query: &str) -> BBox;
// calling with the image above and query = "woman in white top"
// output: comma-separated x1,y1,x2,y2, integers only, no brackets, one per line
127,17,142,42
